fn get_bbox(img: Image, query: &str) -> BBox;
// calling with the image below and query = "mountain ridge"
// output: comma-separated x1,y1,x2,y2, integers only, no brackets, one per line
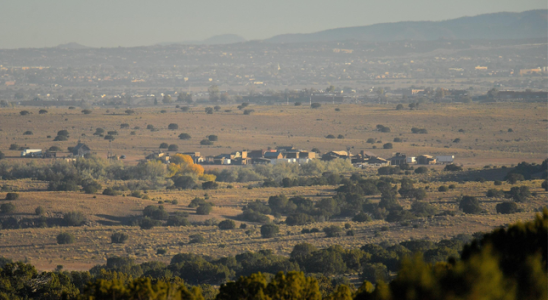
265,9,548,43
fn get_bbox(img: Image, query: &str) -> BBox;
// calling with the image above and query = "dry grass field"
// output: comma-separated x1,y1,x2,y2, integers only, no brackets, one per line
1,102,546,165
0,103,546,271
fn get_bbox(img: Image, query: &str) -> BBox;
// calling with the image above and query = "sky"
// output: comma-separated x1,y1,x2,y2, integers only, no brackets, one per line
0,0,546,49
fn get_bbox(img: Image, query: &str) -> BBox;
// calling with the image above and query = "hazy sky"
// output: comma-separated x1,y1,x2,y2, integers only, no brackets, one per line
1,0,546,48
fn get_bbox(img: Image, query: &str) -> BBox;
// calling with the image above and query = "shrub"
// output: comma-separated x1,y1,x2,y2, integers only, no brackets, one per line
444,164,463,171
196,204,213,215
411,127,428,134
35,206,45,215
82,109,92,115
125,109,135,115
337,134,345,139
352,212,372,222
56,232,75,244
396,104,404,110
285,213,315,226
168,144,179,151
20,110,30,116
438,185,448,192
326,134,335,139
39,109,48,114
311,103,321,109
505,173,524,184
218,220,236,230
1,203,16,214
49,146,62,152
486,189,504,198
448,184,456,189
393,138,402,142
104,135,115,141
543,180,548,191
202,181,218,190
23,131,33,135
366,138,376,144
459,196,482,214
243,109,254,115
53,135,68,141
507,186,531,202
120,123,130,129
168,123,179,130
200,139,213,145
205,107,214,114
178,133,191,140
102,188,119,196
494,180,503,186
0,151,4,160
260,224,279,238
82,180,102,194
159,143,169,149
414,167,428,174
383,143,393,149
376,125,391,132
453,138,461,143
181,106,190,112
63,211,87,226
323,225,343,237
173,176,197,189
294,102,302,106
5,192,19,200
189,234,205,244
139,217,158,229
111,232,129,244
496,202,519,214
208,135,218,141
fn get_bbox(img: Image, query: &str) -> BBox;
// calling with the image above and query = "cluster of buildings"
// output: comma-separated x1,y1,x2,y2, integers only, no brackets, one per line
145,147,454,168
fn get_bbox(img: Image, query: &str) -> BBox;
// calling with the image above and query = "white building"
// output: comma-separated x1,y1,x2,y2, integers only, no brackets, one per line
436,155,455,163
21,149,42,157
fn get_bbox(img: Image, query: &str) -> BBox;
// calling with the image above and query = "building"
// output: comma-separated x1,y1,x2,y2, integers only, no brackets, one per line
248,150,266,159
416,155,436,165
264,152,283,160
322,151,352,161
72,142,91,157
389,153,408,165
436,155,454,164
21,149,42,157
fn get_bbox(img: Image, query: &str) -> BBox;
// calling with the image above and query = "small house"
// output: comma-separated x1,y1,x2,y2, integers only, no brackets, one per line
248,150,266,159
322,151,352,161
264,152,283,160
389,153,407,165
72,143,91,157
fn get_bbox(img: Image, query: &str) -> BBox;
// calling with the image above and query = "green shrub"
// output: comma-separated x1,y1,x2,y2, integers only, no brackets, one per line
218,220,236,230
323,225,343,237
196,204,213,215
56,232,75,244
496,202,519,214
1,203,16,214
459,196,482,214
438,186,448,192
111,232,129,244
35,206,45,215
63,211,87,226
5,192,19,200
189,234,205,244
260,224,279,238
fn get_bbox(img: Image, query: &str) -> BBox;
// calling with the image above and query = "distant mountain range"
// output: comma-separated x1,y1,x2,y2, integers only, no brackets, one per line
58,10,547,48
265,10,547,43
158,34,246,46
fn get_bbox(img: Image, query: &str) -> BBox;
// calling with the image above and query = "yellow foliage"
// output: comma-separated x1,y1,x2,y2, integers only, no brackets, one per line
168,154,204,177
199,174,216,182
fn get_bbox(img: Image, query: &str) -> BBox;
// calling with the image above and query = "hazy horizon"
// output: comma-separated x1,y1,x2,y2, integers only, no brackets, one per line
1,0,546,49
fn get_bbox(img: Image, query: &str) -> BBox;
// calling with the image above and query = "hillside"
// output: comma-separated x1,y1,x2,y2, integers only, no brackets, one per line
266,9,548,43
